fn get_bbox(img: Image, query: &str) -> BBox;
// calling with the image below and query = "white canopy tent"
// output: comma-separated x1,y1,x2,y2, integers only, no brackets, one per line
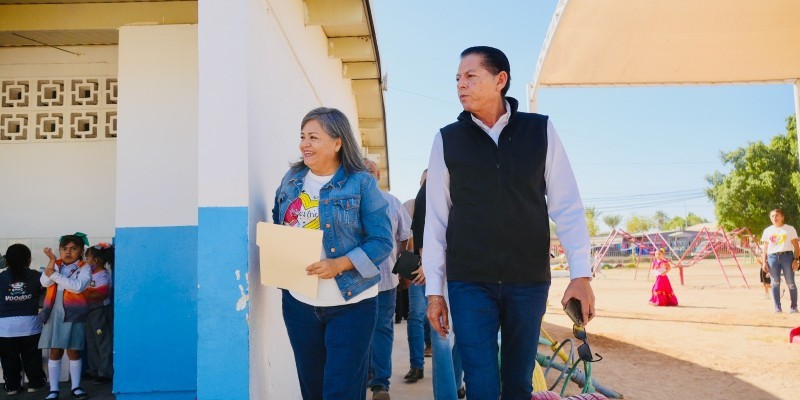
528,0,800,163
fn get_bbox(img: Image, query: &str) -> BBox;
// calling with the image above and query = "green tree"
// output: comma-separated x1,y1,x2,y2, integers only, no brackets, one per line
663,216,686,230
585,206,600,237
707,116,799,232
685,212,708,227
626,215,653,233
653,210,668,230
602,214,623,231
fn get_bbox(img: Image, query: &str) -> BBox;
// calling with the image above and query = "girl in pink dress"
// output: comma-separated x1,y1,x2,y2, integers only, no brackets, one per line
649,248,678,306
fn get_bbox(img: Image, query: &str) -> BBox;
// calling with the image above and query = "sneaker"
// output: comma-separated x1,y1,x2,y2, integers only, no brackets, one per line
424,345,432,357
403,367,424,383
4,383,21,395
775,308,783,313
790,308,799,313
27,381,46,393
71,387,89,400
370,385,390,400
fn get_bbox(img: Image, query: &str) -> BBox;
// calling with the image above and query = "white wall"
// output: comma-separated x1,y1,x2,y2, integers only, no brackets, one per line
116,25,199,228
0,45,117,266
245,0,363,398
197,0,249,208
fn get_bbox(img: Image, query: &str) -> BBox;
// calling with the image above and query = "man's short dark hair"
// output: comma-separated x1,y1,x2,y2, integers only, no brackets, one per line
461,46,511,96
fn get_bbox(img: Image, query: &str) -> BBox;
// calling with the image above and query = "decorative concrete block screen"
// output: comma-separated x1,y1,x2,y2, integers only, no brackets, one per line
0,77,117,142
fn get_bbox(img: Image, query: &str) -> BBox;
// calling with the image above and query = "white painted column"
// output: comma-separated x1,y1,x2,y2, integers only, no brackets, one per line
115,24,199,400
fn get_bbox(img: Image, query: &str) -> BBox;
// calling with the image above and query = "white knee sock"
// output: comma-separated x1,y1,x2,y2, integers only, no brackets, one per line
69,359,82,389
48,359,61,391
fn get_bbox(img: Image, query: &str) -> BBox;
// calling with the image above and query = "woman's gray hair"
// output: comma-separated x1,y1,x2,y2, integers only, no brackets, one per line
291,107,367,174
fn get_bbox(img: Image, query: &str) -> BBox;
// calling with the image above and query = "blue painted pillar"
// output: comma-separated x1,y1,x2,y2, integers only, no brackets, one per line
196,208,249,399
196,1,251,399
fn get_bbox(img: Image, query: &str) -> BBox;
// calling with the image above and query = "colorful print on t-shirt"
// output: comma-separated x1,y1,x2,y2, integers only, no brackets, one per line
768,232,787,246
283,191,320,229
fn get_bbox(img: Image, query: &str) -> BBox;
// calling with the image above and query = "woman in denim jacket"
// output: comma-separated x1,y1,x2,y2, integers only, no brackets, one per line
272,107,393,399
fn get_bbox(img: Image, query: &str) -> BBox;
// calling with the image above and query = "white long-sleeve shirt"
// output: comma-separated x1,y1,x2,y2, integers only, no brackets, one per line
40,260,92,294
422,104,591,296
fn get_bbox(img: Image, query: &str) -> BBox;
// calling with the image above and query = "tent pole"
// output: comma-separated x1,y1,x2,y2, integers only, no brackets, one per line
527,82,539,112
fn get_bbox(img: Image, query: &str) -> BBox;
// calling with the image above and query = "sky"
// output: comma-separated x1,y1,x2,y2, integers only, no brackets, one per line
370,0,797,231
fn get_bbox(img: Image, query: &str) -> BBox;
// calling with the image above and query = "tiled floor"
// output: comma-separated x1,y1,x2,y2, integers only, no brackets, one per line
4,381,113,400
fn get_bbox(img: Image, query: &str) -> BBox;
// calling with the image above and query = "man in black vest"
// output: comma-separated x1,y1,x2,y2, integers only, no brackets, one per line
422,46,595,400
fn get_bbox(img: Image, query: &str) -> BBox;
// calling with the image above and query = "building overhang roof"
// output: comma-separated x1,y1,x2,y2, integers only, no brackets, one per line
0,0,391,189
305,0,390,189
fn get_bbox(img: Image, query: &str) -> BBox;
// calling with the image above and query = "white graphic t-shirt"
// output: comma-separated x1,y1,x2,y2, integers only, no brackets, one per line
283,170,377,306
761,224,799,254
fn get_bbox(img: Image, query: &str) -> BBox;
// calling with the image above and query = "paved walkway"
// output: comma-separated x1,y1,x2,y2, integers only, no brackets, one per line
5,319,438,400
376,318,438,400
5,380,112,400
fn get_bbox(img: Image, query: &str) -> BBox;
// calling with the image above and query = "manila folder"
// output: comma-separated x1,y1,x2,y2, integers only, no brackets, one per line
257,222,321,298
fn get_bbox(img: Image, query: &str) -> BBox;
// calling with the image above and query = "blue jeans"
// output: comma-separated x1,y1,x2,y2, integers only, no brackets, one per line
430,287,463,400
448,281,550,400
407,283,427,369
453,343,463,389
282,290,377,400
768,252,798,310
369,288,397,390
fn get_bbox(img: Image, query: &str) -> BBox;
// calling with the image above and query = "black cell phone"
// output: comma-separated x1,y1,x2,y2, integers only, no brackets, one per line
563,297,584,326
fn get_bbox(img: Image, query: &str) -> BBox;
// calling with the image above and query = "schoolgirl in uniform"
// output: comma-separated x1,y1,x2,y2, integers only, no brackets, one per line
83,243,114,384
38,233,92,400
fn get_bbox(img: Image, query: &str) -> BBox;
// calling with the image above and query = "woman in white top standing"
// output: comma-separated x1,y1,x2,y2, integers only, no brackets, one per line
760,209,800,313
271,107,392,399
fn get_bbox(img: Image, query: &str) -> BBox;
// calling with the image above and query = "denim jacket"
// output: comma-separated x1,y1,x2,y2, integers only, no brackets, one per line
272,165,393,300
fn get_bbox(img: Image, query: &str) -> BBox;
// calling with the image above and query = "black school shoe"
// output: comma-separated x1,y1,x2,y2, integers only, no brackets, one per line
94,376,112,385
403,367,424,382
71,387,89,399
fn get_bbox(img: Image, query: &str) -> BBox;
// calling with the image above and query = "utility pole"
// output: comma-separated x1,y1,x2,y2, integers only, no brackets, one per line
684,201,688,230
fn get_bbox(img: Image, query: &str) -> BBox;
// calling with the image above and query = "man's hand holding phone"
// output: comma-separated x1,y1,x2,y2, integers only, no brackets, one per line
561,277,595,326
564,297,584,326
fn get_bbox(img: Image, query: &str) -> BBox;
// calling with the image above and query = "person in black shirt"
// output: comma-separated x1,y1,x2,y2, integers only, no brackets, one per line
0,244,46,395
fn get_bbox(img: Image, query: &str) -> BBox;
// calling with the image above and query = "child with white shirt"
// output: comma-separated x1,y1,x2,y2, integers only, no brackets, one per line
38,233,92,400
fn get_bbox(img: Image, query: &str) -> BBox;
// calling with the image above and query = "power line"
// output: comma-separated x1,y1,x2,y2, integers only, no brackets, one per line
387,86,460,106
593,194,707,212
584,189,703,201
584,189,708,213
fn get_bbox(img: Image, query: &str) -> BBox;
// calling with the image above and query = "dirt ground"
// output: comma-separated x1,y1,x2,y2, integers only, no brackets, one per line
541,259,800,400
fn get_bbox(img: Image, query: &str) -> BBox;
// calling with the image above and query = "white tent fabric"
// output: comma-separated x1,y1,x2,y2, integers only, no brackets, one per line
528,0,800,162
